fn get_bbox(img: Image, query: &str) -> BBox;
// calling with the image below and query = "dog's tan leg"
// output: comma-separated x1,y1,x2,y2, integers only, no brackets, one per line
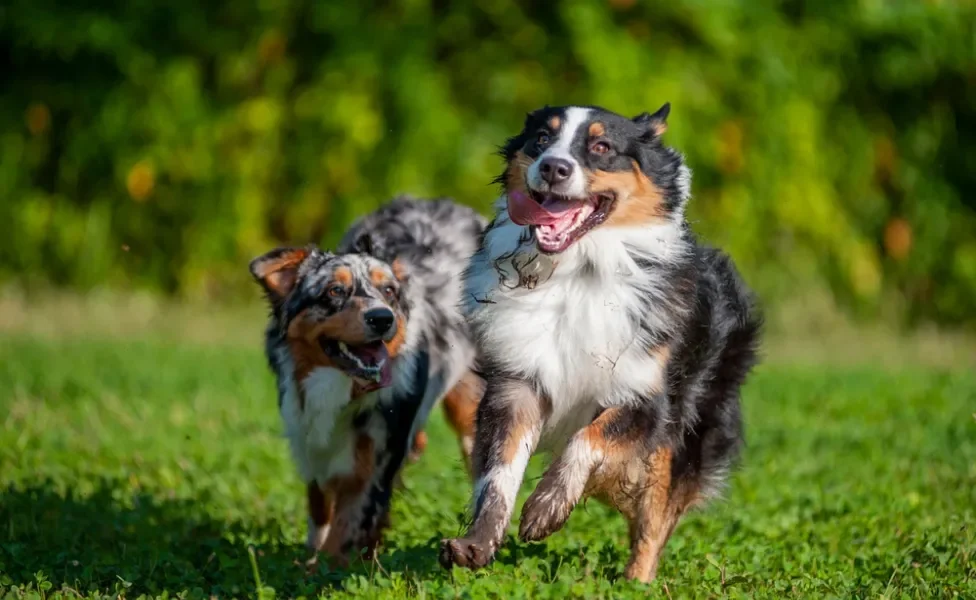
408,430,428,462
320,434,377,564
439,377,544,570
518,406,629,542
621,448,700,583
518,401,690,582
441,370,485,475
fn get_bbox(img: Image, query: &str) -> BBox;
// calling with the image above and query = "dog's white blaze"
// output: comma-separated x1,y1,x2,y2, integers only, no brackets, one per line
527,106,591,198
465,207,687,451
548,106,590,155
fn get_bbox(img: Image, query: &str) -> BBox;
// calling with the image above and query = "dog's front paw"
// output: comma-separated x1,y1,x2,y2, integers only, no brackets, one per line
439,537,493,569
519,490,574,542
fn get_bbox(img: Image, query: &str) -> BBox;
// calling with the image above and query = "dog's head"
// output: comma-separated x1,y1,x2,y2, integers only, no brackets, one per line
250,247,407,389
499,103,689,254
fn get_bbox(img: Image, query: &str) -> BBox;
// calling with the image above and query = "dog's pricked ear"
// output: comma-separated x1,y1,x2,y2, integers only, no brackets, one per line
633,102,671,138
249,247,309,301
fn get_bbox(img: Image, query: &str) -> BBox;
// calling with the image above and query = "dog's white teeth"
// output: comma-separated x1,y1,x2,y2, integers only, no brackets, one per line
338,342,366,368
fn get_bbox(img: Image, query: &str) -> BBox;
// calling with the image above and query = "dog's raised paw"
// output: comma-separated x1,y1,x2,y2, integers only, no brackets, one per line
439,537,492,569
518,493,573,542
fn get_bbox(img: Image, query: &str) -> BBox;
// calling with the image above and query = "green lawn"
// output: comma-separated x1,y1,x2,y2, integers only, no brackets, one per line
1,330,974,599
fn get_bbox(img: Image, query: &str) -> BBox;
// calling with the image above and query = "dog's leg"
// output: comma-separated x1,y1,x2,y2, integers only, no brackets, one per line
439,377,543,569
305,482,334,561
518,406,633,543
517,402,664,533
621,449,700,583
518,399,691,583
440,370,485,475
408,430,428,462
319,434,377,564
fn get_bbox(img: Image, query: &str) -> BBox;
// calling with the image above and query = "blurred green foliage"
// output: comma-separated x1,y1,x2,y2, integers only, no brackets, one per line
1,0,974,324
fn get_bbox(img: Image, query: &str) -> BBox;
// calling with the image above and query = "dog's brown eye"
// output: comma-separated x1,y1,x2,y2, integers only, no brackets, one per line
382,285,397,300
537,132,550,147
327,285,346,299
591,141,611,155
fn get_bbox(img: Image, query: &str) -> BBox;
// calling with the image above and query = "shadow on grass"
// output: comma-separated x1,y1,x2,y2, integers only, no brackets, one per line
0,479,440,596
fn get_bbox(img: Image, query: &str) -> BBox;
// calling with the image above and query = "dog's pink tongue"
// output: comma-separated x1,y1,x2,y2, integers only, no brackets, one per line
362,344,393,387
360,343,388,363
508,190,577,226
379,361,393,387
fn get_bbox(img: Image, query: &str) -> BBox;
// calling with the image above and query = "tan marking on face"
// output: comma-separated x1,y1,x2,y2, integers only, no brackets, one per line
590,160,667,227
383,314,408,358
588,122,605,137
289,301,371,346
506,150,533,195
286,304,372,408
334,266,353,287
370,267,391,288
548,116,561,130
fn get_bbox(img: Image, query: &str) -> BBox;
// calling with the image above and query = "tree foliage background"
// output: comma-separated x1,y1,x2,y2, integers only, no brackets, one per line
1,0,974,326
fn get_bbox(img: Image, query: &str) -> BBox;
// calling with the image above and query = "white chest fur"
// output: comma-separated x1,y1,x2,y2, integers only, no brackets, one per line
465,211,685,449
277,359,367,485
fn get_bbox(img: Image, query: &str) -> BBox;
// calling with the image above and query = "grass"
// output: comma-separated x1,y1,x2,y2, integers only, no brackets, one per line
1,294,975,599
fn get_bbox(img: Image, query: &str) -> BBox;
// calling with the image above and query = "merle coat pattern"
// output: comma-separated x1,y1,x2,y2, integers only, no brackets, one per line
252,196,485,563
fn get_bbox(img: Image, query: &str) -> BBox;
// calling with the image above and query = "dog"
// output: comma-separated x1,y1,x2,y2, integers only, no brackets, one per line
438,104,762,582
250,196,485,564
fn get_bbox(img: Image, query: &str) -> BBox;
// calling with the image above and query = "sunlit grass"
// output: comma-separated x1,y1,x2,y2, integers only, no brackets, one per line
1,294,974,598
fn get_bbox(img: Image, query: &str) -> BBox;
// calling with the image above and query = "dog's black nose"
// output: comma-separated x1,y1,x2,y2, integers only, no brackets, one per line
539,157,573,186
364,308,396,336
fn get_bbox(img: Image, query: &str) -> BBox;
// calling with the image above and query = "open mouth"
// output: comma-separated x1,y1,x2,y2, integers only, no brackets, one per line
320,339,393,387
508,189,616,254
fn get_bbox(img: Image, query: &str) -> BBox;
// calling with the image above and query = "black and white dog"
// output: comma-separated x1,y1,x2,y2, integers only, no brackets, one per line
439,105,762,582
251,196,485,564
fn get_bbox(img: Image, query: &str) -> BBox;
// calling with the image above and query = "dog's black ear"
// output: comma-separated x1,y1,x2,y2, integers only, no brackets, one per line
633,102,671,138
524,105,550,129
249,247,310,302
498,106,550,159
349,231,377,257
